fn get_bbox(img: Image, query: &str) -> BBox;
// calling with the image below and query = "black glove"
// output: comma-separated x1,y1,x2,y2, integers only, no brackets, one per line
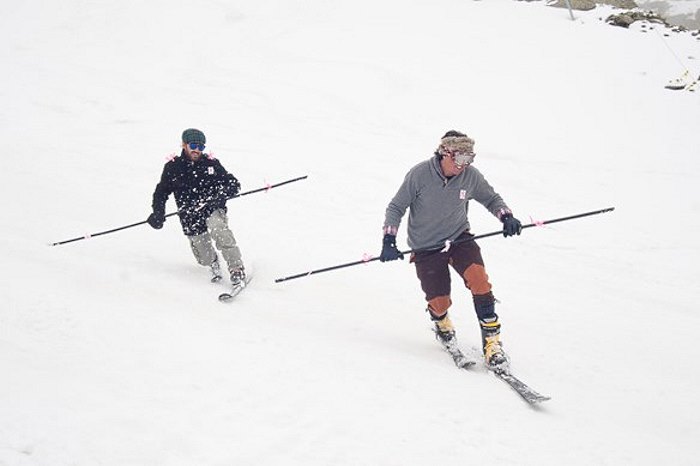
501,213,522,237
213,193,229,208
223,178,241,199
229,179,241,197
380,234,404,262
147,211,165,229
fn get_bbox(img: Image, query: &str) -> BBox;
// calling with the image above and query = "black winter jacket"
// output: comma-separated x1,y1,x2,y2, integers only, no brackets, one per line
151,151,241,236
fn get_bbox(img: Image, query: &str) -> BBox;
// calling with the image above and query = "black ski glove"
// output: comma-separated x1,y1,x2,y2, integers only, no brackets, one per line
222,178,241,199
147,211,166,229
380,234,404,262
501,213,522,237
213,193,229,209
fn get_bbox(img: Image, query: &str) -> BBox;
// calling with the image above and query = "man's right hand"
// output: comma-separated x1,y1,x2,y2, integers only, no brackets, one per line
380,234,404,262
147,211,166,229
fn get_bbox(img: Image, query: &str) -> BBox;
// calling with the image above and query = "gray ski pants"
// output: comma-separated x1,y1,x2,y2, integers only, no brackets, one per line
187,209,243,273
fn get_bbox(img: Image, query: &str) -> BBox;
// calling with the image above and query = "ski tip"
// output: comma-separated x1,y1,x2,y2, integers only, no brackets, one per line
528,394,552,403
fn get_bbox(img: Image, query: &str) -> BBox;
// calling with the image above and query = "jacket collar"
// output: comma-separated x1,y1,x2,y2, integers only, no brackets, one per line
430,153,448,181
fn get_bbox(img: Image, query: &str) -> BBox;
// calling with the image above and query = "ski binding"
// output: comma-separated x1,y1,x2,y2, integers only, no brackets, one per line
218,275,253,303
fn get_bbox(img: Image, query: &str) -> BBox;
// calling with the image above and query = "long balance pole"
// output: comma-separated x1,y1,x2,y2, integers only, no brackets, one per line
50,175,308,246
274,207,614,283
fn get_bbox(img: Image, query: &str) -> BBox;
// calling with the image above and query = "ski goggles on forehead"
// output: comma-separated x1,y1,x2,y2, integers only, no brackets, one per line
188,142,205,151
451,150,475,166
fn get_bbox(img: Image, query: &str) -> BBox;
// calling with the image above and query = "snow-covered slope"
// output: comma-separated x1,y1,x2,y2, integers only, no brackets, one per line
1,1,699,464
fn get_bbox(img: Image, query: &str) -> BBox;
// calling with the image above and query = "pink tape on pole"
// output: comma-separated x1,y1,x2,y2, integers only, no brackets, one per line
165,152,176,162
530,216,545,227
207,151,216,160
264,180,272,192
362,253,374,263
84,233,91,239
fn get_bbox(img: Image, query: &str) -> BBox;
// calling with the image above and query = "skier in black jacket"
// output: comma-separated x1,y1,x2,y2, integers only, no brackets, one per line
147,128,246,285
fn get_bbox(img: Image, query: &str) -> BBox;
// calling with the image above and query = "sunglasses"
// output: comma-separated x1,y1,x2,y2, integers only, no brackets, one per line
188,142,205,151
451,151,475,166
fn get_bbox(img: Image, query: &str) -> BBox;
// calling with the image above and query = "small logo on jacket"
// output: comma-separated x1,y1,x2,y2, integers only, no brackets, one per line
208,167,215,175
460,189,466,200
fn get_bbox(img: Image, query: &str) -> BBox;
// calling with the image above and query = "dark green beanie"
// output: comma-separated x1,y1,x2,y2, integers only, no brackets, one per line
182,128,206,145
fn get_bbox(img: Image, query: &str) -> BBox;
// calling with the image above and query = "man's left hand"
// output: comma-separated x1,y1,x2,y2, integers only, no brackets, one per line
215,193,229,206
501,213,522,237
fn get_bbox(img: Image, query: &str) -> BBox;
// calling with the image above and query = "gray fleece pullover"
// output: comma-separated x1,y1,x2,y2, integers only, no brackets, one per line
384,155,511,251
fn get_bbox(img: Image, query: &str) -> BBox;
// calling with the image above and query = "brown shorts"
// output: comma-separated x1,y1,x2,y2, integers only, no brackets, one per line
412,232,493,316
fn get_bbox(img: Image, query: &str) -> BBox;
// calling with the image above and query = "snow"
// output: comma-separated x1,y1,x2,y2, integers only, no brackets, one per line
1,1,699,465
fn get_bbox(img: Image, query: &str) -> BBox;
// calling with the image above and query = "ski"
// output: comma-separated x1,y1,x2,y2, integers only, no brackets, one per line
435,333,477,369
217,275,253,303
434,332,550,404
492,369,551,405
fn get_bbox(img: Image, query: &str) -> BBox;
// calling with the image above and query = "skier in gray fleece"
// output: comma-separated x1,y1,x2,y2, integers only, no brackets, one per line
380,130,522,371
